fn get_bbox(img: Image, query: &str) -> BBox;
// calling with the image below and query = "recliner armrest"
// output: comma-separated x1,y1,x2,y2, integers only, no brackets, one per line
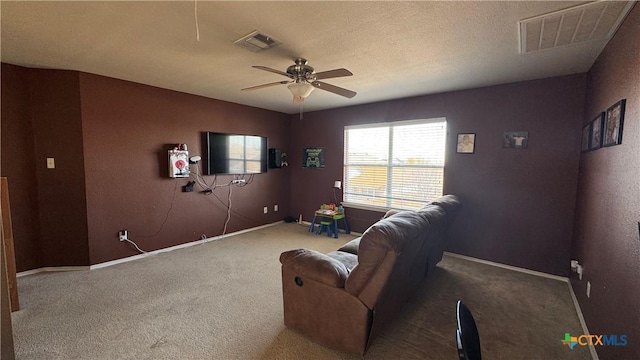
280,249,349,288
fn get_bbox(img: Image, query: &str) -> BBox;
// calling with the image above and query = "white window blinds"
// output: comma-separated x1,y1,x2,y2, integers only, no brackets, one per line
343,118,447,210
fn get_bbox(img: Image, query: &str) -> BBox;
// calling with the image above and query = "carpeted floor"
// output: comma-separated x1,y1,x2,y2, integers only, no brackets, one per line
12,223,591,359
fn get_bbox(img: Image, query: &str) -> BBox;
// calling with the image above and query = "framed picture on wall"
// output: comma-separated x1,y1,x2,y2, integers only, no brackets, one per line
589,112,604,150
303,147,325,168
603,99,626,147
456,133,476,154
581,122,591,152
503,131,528,149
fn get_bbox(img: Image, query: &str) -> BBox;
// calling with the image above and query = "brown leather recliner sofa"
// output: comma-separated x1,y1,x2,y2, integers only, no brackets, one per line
279,195,461,355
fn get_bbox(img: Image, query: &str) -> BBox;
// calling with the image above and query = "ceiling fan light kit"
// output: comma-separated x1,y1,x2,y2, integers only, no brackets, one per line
288,82,315,102
242,58,356,105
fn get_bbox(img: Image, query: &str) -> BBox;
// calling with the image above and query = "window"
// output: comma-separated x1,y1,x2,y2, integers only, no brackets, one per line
343,118,447,210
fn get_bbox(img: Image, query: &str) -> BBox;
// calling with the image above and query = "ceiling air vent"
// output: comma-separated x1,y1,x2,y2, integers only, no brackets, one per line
519,1,634,54
233,30,282,52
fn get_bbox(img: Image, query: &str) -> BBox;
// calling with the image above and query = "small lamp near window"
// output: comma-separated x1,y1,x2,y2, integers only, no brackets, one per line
332,180,342,205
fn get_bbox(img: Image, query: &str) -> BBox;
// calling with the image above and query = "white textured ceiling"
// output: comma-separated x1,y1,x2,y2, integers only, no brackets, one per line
0,1,627,114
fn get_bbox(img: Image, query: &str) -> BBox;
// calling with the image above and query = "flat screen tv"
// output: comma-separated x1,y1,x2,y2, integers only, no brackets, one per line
202,132,268,175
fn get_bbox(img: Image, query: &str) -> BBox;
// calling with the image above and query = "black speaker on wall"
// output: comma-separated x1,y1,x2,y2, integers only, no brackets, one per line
269,148,282,168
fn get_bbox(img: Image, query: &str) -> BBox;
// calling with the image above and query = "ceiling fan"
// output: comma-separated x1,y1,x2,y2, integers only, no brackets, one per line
241,58,357,103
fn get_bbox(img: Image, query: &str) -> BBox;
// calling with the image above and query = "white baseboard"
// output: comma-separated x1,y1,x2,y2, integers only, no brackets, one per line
17,266,89,277
90,220,284,270
567,280,599,360
443,252,568,282
18,221,284,275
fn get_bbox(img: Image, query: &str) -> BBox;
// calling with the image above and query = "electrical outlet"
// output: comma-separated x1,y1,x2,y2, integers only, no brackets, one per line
274,204,278,212
586,281,591,298
231,179,246,184
263,206,268,214
119,230,128,241
577,265,583,280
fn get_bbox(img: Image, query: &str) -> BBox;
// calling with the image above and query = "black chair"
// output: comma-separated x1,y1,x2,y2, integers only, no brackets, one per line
456,300,481,360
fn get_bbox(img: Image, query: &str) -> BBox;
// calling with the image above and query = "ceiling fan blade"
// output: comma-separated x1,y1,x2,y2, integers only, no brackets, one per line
314,68,353,80
311,81,357,98
252,66,293,78
241,80,291,91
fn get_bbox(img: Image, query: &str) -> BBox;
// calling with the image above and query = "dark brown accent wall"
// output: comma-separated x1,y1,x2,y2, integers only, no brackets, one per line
572,4,640,360
1,65,89,269
1,65,290,269
1,64,41,271
290,74,586,276
27,69,90,267
78,73,291,265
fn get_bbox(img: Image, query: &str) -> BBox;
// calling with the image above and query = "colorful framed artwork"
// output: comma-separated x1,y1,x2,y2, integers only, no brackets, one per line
603,99,626,147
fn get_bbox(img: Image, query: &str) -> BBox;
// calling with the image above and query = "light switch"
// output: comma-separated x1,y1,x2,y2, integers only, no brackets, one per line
46,158,55,169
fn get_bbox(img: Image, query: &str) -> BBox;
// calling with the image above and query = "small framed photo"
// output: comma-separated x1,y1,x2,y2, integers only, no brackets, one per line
503,131,528,149
457,133,476,154
603,99,626,147
589,112,604,150
581,122,591,152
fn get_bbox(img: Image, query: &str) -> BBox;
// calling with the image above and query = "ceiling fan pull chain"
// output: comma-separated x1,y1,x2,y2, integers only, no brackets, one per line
299,102,304,120
194,0,200,42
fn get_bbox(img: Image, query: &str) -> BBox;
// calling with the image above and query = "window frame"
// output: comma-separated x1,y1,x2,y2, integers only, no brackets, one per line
342,117,447,212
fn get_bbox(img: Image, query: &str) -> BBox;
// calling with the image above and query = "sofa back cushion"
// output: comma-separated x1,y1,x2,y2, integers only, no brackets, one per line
426,194,462,239
382,209,401,219
430,194,461,219
345,210,429,308
416,204,446,245
417,204,446,224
